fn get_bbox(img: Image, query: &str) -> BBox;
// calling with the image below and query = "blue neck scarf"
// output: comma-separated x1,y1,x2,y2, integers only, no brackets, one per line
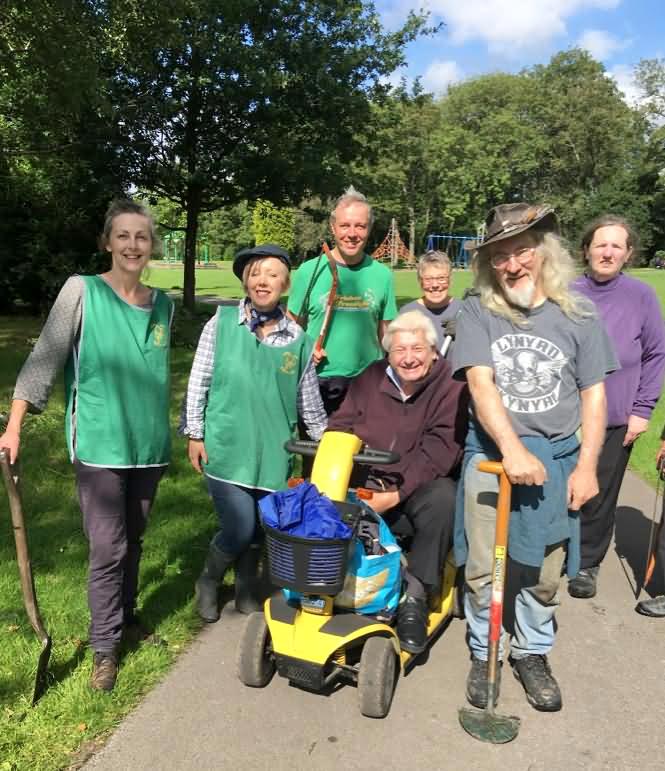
247,301,283,333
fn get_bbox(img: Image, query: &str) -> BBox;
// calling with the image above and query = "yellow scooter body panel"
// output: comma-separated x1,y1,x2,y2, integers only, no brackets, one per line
265,595,400,666
310,431,362,501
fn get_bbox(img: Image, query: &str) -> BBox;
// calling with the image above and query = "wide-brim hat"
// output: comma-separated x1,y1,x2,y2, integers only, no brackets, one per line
232,243,292,280
467,203,559,253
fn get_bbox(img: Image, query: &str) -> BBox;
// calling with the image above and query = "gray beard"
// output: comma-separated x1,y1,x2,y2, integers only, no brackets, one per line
502,280,536,309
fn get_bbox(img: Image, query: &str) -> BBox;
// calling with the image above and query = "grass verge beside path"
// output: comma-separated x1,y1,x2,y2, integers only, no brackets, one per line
0,310,222,771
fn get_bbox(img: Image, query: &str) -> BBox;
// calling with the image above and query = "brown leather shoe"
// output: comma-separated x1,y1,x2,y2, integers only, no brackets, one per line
90,651,119,692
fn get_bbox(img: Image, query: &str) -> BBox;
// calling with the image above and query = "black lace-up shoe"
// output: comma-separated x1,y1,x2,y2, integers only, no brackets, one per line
511,654,562,711
466,655,501,708
568,566,599,599
635,595,665,617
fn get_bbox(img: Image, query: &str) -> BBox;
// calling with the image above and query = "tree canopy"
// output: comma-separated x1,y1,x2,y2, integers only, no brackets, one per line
2,3,665,312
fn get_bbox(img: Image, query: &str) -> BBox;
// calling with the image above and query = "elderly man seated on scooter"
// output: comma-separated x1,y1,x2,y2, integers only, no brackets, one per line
326,311,467,653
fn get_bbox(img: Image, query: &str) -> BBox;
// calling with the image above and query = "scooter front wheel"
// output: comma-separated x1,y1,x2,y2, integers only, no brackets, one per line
358,636,397,718
236,612,275,688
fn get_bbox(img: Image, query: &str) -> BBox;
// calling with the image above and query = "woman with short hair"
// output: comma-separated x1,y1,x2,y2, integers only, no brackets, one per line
182,244,327,623
400,251,461,354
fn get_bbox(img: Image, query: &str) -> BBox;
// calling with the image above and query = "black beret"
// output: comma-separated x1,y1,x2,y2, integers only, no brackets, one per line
232,243,292,280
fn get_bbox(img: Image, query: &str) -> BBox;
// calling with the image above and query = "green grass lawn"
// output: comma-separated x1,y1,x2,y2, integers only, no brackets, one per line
0,264,663,768
0,311,222,770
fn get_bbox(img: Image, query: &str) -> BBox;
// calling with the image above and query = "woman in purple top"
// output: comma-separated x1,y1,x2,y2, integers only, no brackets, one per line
569,215,665,599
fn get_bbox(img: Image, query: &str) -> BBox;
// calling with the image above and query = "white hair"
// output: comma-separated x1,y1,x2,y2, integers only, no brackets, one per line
330,185,374,228
382,310,438,351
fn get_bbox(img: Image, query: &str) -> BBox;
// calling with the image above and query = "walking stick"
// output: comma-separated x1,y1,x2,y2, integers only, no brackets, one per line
313,242,339,358
0,450,53,704
641,456,665,593
459,460,520,744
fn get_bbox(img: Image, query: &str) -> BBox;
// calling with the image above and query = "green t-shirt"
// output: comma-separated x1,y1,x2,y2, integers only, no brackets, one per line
287,253,397,378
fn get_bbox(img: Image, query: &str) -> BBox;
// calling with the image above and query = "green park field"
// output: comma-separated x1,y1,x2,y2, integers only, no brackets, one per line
1,264,664,769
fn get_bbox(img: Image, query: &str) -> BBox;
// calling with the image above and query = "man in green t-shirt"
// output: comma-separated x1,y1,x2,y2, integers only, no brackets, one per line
288,187,397,414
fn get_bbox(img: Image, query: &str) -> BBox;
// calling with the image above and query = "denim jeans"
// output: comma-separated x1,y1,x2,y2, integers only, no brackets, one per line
463,451,565,660
205,476,269,556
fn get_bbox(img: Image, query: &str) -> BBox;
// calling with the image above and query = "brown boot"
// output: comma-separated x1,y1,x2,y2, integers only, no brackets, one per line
90,651,119,692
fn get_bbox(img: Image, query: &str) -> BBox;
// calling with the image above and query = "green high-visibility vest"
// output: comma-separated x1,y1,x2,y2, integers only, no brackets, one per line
65,275,172,467
203,306,312,491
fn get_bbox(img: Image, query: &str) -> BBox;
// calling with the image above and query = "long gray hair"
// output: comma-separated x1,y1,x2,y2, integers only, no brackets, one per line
474,232,593,327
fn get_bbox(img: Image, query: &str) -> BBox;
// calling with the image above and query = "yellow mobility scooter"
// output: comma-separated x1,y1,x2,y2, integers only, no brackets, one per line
236,431,459,718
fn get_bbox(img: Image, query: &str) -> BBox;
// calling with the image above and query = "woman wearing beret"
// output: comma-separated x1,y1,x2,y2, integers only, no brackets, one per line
182,244,327,622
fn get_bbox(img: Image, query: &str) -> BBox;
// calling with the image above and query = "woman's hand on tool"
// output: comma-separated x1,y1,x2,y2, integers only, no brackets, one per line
0,400,29,464
187,439,208,473
0,427,20,464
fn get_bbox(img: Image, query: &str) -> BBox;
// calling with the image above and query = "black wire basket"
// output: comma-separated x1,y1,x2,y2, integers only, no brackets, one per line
265,501,360,595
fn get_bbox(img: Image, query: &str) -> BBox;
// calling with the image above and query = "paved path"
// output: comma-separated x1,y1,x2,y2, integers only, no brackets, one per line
85,471,665,771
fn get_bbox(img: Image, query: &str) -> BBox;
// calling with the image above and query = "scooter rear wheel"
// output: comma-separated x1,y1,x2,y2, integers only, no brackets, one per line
358,636,397,718
237,612,275,687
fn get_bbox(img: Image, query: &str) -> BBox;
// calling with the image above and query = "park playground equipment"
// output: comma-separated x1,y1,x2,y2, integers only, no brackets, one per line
162,232,212,264
425,234,477,268
236,431,458,718
372,219,416,267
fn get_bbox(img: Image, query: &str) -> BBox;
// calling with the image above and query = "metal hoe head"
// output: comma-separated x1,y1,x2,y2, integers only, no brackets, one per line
459,705,520,744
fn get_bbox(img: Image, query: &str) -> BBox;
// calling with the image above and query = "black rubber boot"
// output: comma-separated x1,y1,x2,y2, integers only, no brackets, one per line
195,545,234,623
234,545,263,614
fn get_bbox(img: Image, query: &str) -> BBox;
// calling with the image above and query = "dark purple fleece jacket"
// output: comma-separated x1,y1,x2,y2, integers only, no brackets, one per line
573,273,665,427
327,356,468,501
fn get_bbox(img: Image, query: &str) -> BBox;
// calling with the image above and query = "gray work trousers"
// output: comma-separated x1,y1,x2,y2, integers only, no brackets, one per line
75,461,166,653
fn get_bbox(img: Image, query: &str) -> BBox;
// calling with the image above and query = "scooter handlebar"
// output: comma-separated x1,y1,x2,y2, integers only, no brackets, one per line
284,439,399,465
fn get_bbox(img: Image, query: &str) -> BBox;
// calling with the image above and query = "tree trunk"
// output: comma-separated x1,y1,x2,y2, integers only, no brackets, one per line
183,190,201,311
408,205,415,257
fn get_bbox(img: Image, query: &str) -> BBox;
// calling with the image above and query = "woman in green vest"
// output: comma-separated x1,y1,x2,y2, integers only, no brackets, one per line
182,244,327,623
0,199,173,692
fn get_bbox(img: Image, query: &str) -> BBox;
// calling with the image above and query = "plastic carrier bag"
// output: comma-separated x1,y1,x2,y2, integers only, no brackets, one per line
333,505,402,617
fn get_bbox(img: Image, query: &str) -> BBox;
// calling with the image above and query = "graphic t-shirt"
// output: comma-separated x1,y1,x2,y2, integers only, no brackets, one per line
287,253,397,378
451,295,618,439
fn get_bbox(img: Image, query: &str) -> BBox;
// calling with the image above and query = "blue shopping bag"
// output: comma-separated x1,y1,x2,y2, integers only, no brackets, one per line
333,507,402,617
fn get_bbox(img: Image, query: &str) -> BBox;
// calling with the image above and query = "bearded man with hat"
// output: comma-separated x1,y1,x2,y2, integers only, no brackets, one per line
451,204,617,712
182,244,327,622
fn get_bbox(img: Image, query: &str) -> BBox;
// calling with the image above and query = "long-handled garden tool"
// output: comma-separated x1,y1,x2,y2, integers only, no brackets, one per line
459,460,520,744
639,456,665,598
0,449,52,704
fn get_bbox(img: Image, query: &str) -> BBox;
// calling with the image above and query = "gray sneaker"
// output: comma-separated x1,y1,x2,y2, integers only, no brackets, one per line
568,566,599,599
